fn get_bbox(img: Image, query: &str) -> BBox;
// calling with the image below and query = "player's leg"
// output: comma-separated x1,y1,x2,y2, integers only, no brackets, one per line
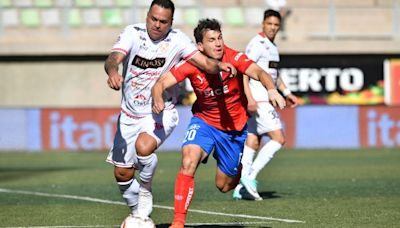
212,127,246,194
233,133,259,199
135,132,158,218
247,129,284,180
241,103,282,200
242,105,284,200
233,114,260,200
106,113,141,214
171,144,205,227
170,117,214,228
215,167,241,193
137,108,179,218
242,133,260,177
114,167,140,212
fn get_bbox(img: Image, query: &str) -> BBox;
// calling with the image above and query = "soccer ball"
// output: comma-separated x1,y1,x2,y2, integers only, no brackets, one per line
120,214,155,228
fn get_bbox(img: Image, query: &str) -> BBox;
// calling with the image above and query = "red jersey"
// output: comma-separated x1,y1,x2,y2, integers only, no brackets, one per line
170,46,254,131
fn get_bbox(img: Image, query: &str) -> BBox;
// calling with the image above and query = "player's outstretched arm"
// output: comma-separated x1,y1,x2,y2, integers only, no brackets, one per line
104,52,125,90
151,71,178,114
245,63,286,109
188,52,237,76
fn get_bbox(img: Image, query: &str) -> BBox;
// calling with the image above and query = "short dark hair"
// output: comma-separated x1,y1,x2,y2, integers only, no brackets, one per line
150,0,175,16
193,18,222,43
263,9,281,21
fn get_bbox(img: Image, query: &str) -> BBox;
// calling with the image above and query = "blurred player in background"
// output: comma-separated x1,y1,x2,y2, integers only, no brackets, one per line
104,0,236,221
233,9,298,201
152,18,286,228
265,0,291,39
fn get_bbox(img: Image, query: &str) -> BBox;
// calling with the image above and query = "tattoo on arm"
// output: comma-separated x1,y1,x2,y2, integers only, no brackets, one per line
104,52,121,74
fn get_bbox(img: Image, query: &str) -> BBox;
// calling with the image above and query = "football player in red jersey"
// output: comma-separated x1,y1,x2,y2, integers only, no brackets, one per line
152,19,286,228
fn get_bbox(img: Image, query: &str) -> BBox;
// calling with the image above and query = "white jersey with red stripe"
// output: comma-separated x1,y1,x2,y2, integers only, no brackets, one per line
111,23,198,116
245,32,280,102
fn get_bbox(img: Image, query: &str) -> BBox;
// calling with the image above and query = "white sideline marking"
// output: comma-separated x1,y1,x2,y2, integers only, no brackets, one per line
2,222,268,228
187,221,270,225
4,226,118,228
0,188,305,224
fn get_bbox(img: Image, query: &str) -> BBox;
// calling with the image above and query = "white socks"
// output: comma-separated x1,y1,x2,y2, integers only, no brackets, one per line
137,153,158,217
241,145,256,177
137,153,158,192
117,153,158,216
117,178,140,212
248,140,282,180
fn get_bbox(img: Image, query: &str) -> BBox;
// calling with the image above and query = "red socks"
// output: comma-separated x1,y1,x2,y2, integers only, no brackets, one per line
172,172,194,224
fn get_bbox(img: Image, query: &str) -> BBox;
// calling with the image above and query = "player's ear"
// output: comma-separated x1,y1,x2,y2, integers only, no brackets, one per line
197,42,204,52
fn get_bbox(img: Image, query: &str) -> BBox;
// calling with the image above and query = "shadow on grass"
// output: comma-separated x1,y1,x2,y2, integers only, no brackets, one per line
239,188,281,201
259,191,281,200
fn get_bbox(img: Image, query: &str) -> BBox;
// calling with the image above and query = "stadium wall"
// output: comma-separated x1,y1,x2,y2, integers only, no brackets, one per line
0,105,399,152
2,54,399,107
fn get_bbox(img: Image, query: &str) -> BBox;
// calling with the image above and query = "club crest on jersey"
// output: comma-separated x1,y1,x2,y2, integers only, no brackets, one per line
132,55,166,69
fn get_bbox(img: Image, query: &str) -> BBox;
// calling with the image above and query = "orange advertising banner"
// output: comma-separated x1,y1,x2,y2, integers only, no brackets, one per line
39,107,297,151
390,60,400,105
41,108,119,150
359,106,400,148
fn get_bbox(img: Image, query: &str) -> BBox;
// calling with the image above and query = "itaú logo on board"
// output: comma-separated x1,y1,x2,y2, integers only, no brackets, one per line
363,108,400,147
43,110,119,150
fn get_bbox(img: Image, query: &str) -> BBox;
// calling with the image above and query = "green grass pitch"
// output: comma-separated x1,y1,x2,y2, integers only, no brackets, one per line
0,148,399,228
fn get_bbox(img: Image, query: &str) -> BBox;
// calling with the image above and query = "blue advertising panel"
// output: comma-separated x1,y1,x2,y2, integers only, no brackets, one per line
0,109,40,151
295,106,359,148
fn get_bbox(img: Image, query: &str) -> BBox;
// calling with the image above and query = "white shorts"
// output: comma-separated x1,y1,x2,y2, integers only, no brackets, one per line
247,101,282,135
106,108,179,168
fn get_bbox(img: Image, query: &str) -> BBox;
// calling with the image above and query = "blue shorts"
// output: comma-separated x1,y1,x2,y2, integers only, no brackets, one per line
182,117,248,177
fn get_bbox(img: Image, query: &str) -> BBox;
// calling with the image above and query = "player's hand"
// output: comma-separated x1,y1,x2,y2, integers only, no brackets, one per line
247,98,258,113
218,62,237,77
152,97,165,114
267,89,286,110
286,93,299,108
107,73,123,90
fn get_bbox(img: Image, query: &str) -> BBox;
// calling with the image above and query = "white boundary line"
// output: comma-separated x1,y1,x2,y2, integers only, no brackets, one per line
0,188,305,224
3,226,118,228
2,222,269,228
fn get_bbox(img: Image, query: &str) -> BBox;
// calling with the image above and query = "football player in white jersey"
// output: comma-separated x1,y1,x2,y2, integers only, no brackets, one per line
104,0,236,220
233,9,298,200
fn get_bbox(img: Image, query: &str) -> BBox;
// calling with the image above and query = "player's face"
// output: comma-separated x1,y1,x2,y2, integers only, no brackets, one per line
146,4,173,41
197,30,224,60
262,16,280,41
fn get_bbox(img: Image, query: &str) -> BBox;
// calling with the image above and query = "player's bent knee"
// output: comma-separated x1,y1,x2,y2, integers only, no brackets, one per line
114,166,135,182
269,131,286,145
276,137,285,145
215,178,236,193
216,182,234,193
135,133,157,156
246,136,260,149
